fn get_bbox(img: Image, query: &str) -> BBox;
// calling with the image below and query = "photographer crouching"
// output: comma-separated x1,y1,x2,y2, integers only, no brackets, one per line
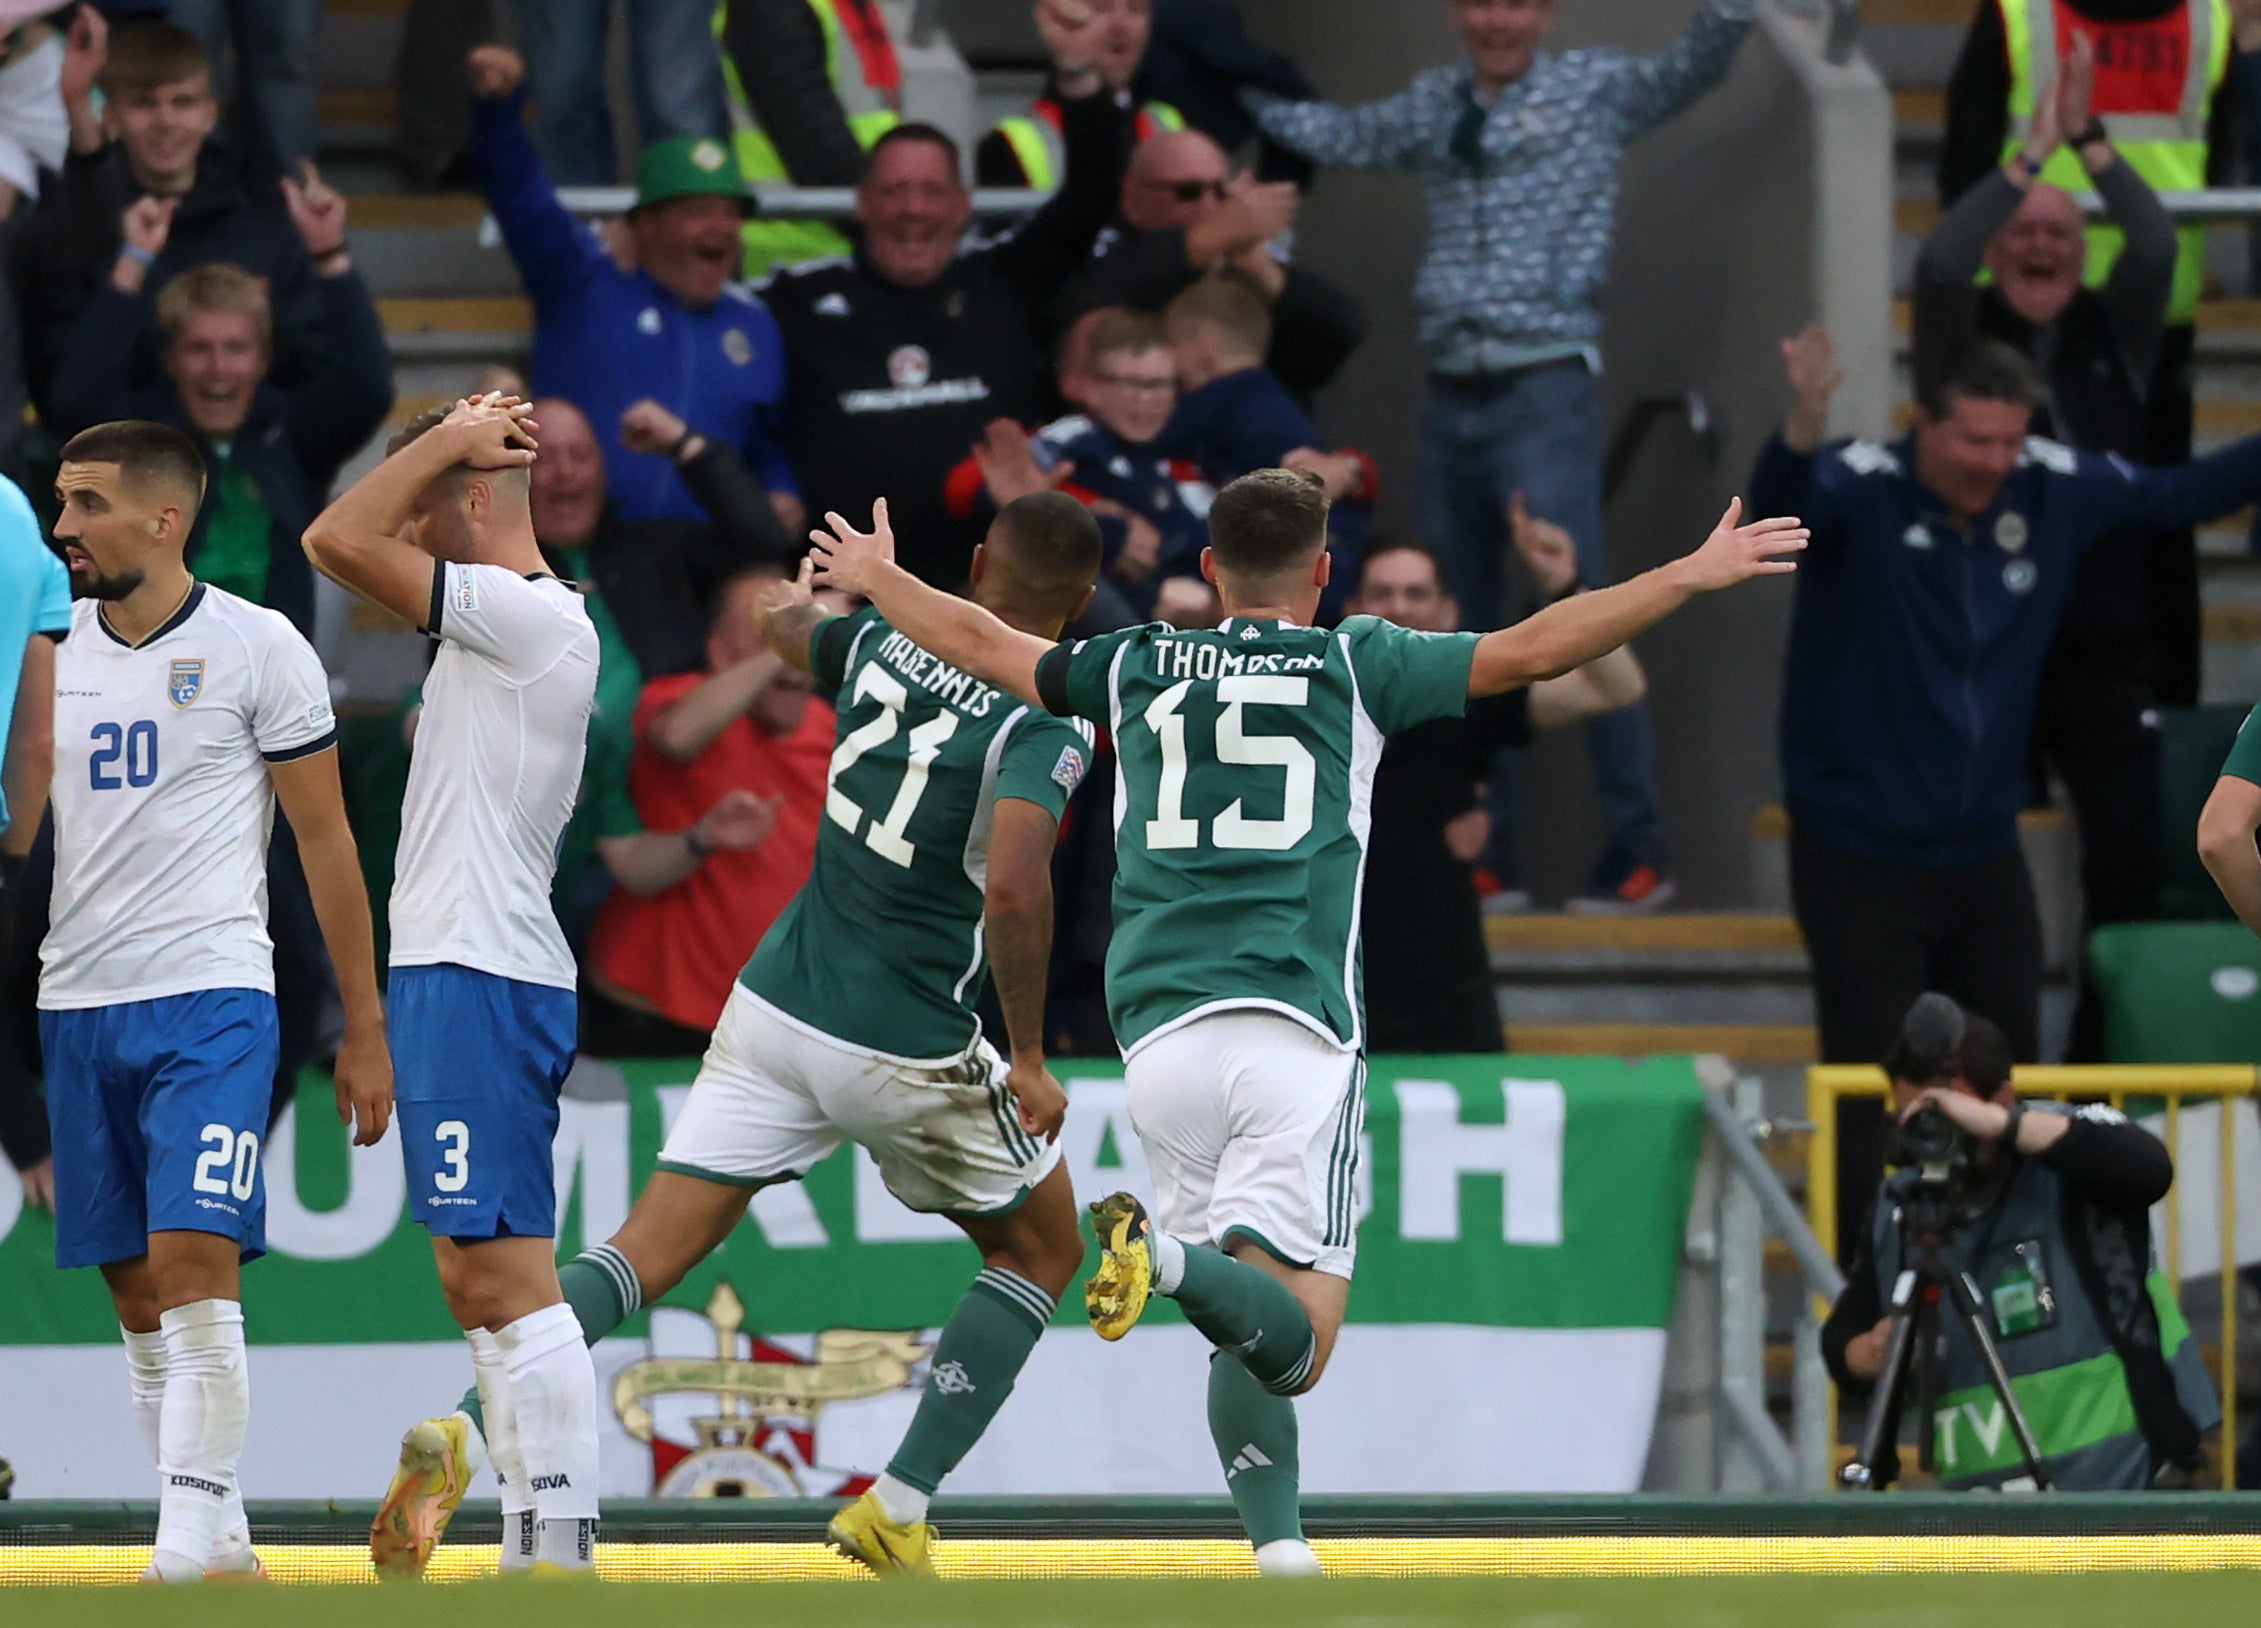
1821,994,2218,1490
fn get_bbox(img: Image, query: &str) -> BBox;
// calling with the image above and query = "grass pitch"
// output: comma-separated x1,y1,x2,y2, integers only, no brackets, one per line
4,1572,2253,1628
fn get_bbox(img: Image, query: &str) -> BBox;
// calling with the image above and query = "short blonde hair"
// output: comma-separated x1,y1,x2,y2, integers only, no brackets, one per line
156,263,272,351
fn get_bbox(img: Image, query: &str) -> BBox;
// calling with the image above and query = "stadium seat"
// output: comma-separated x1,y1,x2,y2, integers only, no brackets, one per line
2088,921,2261,1064
2154,706,2250,922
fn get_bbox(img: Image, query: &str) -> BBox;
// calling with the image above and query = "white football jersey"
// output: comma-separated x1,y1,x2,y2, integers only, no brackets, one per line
390,562,597,990
41,584,336,1010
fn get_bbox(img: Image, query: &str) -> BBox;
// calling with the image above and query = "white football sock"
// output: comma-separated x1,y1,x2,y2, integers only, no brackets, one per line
1255,1538,1322,1577
871,1472,929,1525
495,1304,599,1570
121,1325,167,1460
468,1329,534,1572
153,1300,249,1579
1154,1232,1188,1296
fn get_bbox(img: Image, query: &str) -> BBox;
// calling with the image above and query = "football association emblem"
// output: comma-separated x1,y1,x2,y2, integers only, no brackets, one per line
167,659,204,708
888,345,932,389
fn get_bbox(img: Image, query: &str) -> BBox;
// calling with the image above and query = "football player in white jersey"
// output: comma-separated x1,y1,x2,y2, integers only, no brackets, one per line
303,395,603,1574
41,421,393,1582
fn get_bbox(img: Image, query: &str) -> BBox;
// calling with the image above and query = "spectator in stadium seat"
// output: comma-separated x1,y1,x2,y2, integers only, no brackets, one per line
1160,271,1372,616
1048,126,1365,401
20,18,329,426
1247,0,1761,912
980,0,1184,190
470,44,796,536
584,568,834,1058
1354,532,1645,1054
513,0,727,187
1939,0,2234,711
47,175,392,635
1915,46,2177,1063
949,310,1208,619
1140,0,1318,186
758,14,1131,590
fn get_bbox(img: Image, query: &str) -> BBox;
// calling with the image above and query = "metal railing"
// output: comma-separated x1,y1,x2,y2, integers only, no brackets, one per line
2079,188,2261,224
477,185,1054,248
1662,1061,1844,1492
1807,1064,2256,1490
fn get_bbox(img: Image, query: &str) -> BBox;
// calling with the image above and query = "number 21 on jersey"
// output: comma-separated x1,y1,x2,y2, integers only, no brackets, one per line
1144,675,1314,852
826,664,956,867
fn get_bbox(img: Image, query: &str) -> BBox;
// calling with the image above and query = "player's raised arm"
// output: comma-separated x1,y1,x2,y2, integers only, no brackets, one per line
268,748,392,1146
302,393,539,629
1468,499,1804,698
808,500,1056,709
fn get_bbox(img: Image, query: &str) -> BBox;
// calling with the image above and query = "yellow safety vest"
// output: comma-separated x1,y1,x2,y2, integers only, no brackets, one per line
715,0,901,276
992,99,1186,191
1998,0,2229,322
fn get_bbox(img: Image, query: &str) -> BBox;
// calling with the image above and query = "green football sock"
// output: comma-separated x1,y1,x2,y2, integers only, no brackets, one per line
884,1267,1057,1496
455,1245,644,1437
1168,1244,1317,1396
1208,1351,1303,1546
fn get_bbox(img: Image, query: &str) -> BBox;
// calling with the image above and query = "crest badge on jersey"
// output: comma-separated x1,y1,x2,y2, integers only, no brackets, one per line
722,327,754,367
1051,743,1087,794
166,659,204,708
888,345,931,389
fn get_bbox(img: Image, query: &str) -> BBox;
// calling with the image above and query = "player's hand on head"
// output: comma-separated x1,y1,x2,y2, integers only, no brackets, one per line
619,399,690,457
808,498,897,594
1009,1058,1068,1142
1681,498,1806,591
1508,491,1581,597
444,392,540,468
334,1028,394,1148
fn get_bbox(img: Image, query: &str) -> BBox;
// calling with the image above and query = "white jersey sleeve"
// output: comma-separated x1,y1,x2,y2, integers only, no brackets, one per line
252,619,337,762
428,561,587,678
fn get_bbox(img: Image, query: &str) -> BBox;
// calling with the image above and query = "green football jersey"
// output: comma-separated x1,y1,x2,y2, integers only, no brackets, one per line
2225,699,2261,787
740,608,1096,1060
1035,614,1478,1054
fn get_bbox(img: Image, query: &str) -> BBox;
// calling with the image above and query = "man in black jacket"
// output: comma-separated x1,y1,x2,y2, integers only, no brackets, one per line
1823,996,2216,1490
758,16,1129,589
19,18,326,425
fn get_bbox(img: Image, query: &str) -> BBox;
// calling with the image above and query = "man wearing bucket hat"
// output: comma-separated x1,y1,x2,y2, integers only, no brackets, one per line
470,45,796,531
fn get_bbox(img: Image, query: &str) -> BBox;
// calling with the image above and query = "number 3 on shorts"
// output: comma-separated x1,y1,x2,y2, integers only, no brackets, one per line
191,1123,260,1202
434,1120,471,1193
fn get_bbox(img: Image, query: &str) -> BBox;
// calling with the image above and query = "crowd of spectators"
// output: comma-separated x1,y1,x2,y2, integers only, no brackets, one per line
2,0,2257,1225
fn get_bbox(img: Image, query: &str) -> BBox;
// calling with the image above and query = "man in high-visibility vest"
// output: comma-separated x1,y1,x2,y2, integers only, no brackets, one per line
979,0,1185,188
1941,0,2238,709
715,0,902,277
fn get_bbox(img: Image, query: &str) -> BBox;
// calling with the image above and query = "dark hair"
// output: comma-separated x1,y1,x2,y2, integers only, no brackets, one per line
1882,1001,2013,1096
386,404,451,459
102,20,209,100
864,122,964,180
706,561,789,631
991,491,1102,600
1354,536,1446,595
1918,339,2042,420
1207,468,1330,578
59,420,207,519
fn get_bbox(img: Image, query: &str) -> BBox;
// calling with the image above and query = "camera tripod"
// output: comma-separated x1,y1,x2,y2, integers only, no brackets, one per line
1840,1218,2052,1492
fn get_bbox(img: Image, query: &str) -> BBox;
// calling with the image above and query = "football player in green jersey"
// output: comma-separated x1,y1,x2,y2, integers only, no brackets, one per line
371,493,1106,1579
808,470,1806,1573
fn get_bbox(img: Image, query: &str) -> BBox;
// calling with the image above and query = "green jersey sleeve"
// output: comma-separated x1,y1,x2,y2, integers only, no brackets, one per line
2224,700,2261,787
1035,626,1154,722
810,605,886,695
994,712,1098,822
1340,615,1479,735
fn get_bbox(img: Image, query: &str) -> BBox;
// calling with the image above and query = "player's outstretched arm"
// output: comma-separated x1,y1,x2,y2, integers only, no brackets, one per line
302,393,538,629
1469,500,1804,698
269,750,393,1147
988,797,1067,1141
808,501,1055,709
754,555,837,677
2200,775,2261,939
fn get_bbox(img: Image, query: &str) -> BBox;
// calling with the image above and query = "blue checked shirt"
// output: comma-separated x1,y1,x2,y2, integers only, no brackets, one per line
1248,2,1756,375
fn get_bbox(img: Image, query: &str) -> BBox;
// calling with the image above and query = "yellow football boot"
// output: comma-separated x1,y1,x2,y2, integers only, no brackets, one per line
1085,1190,1155,1342
370,1414,474,1578
826,1488,936,1576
